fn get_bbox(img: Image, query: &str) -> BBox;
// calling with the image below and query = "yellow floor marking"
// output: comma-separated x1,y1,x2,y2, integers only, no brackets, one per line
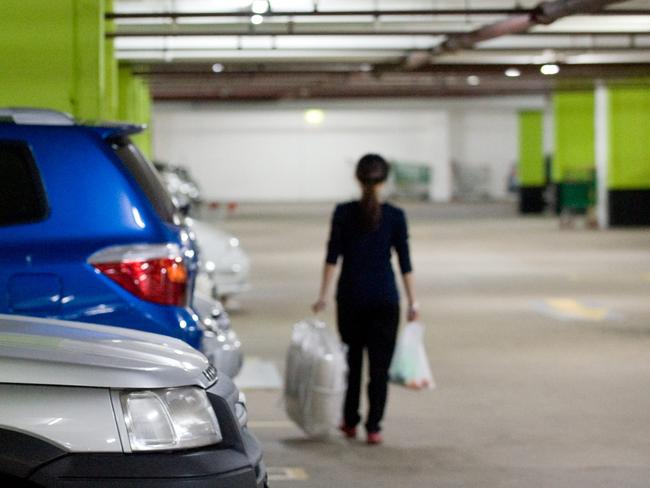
267,467,309,481
248,420,294,429
545,298,609,321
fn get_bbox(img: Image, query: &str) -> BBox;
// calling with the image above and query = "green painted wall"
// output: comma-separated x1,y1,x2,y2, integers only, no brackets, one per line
608,85,650,190
518,111,545,186
118,66,153,157
553,91,595,182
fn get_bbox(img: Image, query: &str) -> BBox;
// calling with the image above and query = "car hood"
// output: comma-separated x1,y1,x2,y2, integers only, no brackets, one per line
0,314,216,389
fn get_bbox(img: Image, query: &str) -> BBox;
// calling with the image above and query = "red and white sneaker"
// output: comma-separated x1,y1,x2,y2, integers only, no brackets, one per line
366,432,383,445
339,424,357,439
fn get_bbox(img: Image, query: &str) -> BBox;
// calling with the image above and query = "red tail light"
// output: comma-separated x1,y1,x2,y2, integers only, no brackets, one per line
89,244,188,306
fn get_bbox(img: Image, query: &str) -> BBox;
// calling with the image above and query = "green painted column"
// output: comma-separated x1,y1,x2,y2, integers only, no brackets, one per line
607,84,650,226
553,91,596,214
73,0,106,120
0,0,112,120
0,0,77,113
118,66,153,158
104,0,119,119
518,110,546,213
553,91,595,182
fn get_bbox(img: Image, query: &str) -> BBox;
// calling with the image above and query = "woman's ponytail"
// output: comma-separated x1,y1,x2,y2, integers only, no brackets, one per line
356,154,389,232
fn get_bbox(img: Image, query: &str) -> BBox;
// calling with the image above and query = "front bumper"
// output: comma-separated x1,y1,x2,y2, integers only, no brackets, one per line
29,447,267,487
29,382,267,488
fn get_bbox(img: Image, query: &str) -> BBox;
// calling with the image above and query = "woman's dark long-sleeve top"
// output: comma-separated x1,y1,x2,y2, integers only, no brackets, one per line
326,201,412,307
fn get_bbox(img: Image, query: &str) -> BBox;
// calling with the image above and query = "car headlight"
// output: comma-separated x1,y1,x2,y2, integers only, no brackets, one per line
235,391,248,428
120,387,221,452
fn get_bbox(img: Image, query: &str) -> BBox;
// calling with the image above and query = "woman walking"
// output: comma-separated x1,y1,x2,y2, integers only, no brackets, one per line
312,153,419,445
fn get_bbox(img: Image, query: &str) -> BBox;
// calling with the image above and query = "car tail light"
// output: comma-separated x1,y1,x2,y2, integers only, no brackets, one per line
88,244,188,306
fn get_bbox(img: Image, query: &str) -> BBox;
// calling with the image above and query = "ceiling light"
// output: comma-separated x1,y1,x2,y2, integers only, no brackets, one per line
505,68,521,78
304,109,325,125
540,64,560,75
250,14,264,25
251,0,269,14
466,75,480,86
360,63,373,72
211,63,224,73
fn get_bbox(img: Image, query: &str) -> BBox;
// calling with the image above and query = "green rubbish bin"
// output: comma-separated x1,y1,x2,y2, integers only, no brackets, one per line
560,180,596,213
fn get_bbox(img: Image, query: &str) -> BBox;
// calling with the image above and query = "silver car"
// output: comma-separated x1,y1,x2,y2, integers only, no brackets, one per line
0,314,267,488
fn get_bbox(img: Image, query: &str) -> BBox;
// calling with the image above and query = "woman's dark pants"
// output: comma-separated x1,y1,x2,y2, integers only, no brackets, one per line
337,301,400,434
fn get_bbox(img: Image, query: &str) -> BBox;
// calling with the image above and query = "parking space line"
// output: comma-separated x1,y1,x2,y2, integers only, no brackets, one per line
267,467,309,481
546,297,609,321
532,297,621,322
235,357,283,390
248,420,294,429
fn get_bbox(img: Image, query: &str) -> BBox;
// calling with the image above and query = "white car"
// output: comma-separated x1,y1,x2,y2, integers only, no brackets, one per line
189,218,251,300
0,314,267,488
193,291,244,378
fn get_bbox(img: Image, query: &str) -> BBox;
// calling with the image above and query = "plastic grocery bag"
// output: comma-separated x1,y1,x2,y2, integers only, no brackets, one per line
389,322,435,390
284,319,348,438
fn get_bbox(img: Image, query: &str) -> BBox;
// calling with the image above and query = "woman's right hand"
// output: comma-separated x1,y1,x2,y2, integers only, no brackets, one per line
407,302,420,322
312,299,327,314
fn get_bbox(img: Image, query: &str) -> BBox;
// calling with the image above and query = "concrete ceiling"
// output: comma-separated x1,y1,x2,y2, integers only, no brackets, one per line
112,0,650,100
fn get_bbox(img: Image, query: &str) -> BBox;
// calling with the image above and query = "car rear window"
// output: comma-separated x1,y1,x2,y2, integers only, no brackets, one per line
0,140,48,226
110,137,177,224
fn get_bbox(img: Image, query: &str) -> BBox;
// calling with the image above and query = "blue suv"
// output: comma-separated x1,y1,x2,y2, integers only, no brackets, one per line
0,108,206,351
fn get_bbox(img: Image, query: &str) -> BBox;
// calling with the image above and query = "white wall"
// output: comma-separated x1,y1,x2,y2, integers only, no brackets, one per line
153,97,545,202
449,110,518,199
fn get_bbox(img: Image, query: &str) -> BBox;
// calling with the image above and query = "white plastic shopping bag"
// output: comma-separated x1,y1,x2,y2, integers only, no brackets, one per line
389,322,435,390
284,319,348,438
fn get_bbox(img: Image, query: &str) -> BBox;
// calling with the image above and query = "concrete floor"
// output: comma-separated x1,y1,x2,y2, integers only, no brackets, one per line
215,202,650,488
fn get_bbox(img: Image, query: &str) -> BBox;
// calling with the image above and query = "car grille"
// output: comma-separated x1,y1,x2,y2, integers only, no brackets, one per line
202,364,218,383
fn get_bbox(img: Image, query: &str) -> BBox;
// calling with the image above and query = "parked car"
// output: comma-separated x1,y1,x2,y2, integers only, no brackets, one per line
154,161,202,214
0,313,267,487
189,218,251,301
152,163,251,302
0,108,221,363
193,291,244,378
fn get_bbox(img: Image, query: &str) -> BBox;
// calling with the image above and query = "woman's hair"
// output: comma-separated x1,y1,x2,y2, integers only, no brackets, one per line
355,153,390,232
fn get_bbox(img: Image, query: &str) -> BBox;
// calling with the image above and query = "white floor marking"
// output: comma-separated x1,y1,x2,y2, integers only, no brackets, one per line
234,356,283,390
248,420,295,429
267,467,309,481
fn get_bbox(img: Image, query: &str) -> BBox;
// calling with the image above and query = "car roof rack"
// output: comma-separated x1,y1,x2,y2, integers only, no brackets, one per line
0,108,76,126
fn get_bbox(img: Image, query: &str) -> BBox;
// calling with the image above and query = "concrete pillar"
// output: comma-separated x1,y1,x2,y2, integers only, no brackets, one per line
594,82,609,229
518,110,545,213
118,66,153,157
553,91,595,214
0,0,114,120
607,84,650,226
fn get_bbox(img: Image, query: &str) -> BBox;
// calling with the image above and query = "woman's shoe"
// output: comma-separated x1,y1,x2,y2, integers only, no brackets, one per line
339,424,357,439
366,432,383,445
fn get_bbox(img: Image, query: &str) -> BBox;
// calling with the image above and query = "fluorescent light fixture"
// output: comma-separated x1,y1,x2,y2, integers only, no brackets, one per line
540,64,560,75
505,67,521,78
304,109,325,125
251,0,269,14
466,75,480,86
211,63,224,73
250,14,264,25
